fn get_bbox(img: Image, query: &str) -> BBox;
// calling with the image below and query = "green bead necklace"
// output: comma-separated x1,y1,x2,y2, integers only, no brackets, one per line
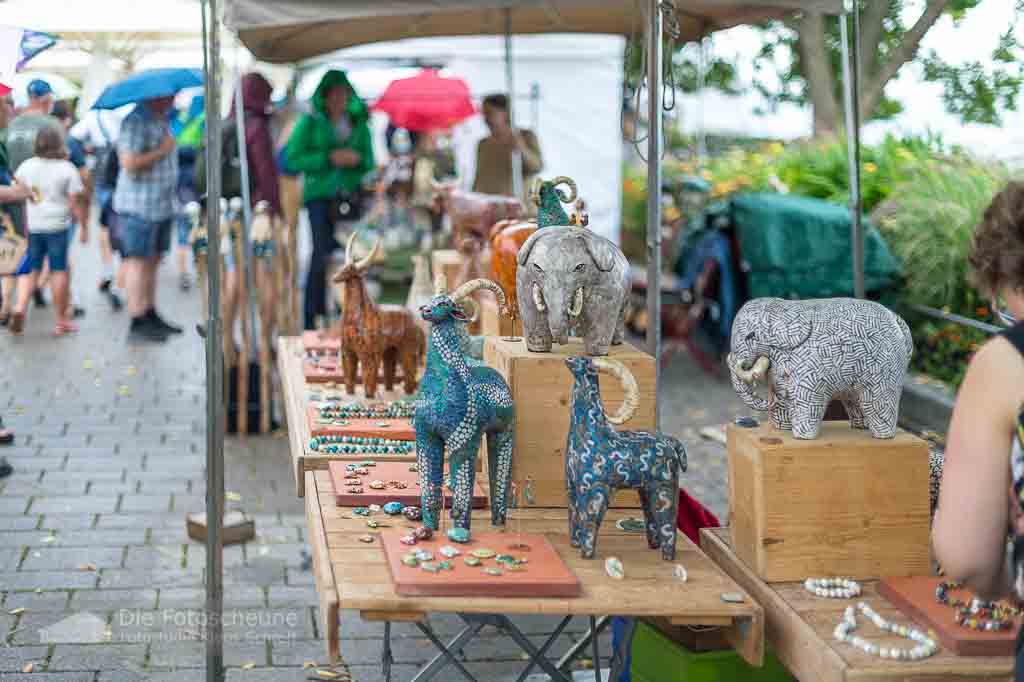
309,435,414,455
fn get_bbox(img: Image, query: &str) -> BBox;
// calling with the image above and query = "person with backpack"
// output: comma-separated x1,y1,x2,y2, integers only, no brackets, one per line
70,107,126,310
284,70,374,330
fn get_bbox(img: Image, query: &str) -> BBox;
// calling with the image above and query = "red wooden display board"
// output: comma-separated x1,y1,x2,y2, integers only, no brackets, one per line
878,576,1021,657
328,460,487,508
380,529,580,597
307,406,415,440
303,330,341,352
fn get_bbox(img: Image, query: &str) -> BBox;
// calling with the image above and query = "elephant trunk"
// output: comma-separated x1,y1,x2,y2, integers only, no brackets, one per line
727,353,771,412
544,287,571,345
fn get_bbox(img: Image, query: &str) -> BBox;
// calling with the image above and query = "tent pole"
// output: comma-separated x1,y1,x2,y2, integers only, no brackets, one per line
504,8,523,200
233,66,259,357
646,0,663,429
201,0,225,680
840,2,864,298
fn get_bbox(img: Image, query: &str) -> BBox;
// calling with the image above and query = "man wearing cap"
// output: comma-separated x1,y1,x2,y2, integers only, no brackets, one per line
113,95,180,343
5,79,60,173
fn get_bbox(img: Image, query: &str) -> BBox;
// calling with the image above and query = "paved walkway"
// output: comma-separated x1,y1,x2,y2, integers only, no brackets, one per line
0,236,745,681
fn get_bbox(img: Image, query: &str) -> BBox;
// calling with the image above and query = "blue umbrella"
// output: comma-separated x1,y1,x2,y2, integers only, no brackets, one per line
92,68,203,110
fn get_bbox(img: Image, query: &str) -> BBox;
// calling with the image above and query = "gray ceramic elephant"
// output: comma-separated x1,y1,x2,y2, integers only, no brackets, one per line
727,297,913,440
516,226,630,356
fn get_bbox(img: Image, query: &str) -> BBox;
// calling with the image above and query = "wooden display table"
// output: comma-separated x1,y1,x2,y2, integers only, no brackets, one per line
700,528,1014,682
279,336,416,497
307,469,764,668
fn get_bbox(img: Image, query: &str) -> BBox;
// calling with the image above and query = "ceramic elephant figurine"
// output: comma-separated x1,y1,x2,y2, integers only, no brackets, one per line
516,227,630,356
727,297,914,440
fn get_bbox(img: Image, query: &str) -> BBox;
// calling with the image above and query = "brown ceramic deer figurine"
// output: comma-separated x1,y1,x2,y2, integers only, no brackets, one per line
332,233,424,398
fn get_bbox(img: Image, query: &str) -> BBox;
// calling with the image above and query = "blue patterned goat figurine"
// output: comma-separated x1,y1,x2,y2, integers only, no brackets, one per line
415,275,515,535
565,356,687,560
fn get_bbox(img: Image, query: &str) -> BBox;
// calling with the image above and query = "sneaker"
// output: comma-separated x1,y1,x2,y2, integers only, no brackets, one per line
99,278,112,292
179,273,193,291
0,457,11,479
128,317,168,343
147,309,183,335
72,305,86,319
9,312,24,335
32,290,47,308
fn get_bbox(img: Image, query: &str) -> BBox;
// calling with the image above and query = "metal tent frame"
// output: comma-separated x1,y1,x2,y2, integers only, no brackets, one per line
200,2,858,679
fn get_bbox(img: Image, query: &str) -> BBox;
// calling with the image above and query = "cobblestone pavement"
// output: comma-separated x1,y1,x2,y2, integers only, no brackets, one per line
0,238,743,680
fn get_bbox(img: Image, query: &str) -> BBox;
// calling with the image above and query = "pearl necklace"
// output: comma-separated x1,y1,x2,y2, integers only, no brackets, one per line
804,577,862,599
309,435,414,455
833,602,938,660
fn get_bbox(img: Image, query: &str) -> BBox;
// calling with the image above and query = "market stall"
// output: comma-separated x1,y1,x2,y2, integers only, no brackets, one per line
197,2,867,681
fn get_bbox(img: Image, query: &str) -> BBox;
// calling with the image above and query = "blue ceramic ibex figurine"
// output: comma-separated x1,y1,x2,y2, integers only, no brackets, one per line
565,356,687,560
415,275,515,535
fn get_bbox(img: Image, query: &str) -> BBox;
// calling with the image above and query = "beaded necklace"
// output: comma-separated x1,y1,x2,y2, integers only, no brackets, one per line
935,581,1020,631
309,435,414,455
804,577,861,599
833,602,939,660
318,402,416,421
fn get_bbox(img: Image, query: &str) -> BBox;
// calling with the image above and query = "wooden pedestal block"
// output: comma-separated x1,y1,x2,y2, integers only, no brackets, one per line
431,249,462,291
483,337,655,508
727,421,930,582
479,297,523,338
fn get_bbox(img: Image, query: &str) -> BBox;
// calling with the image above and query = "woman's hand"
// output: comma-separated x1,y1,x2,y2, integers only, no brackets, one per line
11,182,32,201
330,149,361,168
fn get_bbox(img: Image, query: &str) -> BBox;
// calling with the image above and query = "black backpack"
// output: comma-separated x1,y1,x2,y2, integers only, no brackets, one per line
196,119,249,200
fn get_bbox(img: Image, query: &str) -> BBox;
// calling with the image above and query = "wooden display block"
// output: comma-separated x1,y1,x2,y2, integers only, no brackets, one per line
431,249,462,291
186,511,254,545
727,421,930,583
483,337,655,508
304,357,415,385
306,406,415,440
303,330,341,352
879,576,1020,657
479,297,523,338
327,460,486,508
380,529,580,597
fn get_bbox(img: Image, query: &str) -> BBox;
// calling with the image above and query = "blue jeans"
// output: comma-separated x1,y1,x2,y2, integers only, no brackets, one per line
304,199,338,330
27,230,70,272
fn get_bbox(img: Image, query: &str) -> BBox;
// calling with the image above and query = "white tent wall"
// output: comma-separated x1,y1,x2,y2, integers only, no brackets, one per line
309,34,626,243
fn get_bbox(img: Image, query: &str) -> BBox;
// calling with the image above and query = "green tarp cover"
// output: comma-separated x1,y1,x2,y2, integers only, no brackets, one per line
730,192,900,299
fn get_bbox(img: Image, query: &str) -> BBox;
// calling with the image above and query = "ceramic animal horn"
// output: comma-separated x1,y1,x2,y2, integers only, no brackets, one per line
343,231,381,273
450,278,508,312
591,358,640,425
530,175,578,207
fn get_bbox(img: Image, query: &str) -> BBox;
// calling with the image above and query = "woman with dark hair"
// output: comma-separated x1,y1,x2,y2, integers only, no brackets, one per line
285,70,374,330
933,180,1024,679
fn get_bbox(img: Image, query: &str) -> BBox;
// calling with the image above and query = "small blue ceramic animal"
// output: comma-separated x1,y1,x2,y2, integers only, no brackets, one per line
565,356,687,560
415,276,515,535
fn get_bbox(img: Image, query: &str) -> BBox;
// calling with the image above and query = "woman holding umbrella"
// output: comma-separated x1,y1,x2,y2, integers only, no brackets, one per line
285,70,374,330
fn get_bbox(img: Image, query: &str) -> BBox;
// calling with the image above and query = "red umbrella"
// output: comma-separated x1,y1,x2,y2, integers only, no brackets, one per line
0,83,10,97
371,69,476,132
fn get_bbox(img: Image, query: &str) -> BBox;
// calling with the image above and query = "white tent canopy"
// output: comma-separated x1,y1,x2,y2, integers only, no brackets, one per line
225,0,843,63
0,0,202,38
305,35,626,242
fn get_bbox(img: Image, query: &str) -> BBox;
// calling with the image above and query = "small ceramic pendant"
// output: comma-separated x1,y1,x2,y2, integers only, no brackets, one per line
361,460,376,467
403,506,422,521
344,473,359,480
720,592,745,603
413,549,434,562
353,507,370,516
368,505,382,513
376,422,390,428
401,554,419,567
409,464,418,472
437,560,454,570
399,534,417,546
413,526,433,541
367,519,389,529
464,556,481,567
358,535,374,543
439,545,461,559
673,564,688,583
447,527,471,544
605,557,624,580
383,502,404,515
483,567,503,577
348,487,364,494
471,548,495,559
615,518,646,533
495,554,515,564
421,562,440,573
368,480,386,490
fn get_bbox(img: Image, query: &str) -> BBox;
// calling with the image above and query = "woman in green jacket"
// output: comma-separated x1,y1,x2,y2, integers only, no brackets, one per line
285,70,374,329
